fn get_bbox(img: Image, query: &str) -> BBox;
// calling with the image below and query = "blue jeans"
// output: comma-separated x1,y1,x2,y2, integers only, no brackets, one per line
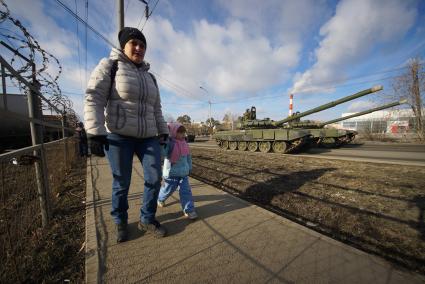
79,141,88,157
158,176,195,213
106,133,162,225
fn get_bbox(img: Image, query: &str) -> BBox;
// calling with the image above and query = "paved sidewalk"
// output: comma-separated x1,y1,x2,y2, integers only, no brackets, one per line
85,156,424,283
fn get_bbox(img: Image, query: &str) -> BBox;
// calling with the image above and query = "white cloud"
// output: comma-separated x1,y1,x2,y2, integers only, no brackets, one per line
290,0,417,94
142,17,300,99
118,0,331,100
218,0,330,45
60,65,88,90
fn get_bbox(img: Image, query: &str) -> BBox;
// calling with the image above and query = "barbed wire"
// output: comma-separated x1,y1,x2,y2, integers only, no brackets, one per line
0,1,76,120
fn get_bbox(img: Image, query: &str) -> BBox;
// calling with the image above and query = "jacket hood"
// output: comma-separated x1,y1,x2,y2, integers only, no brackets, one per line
109,47,150,71
168,122,184,139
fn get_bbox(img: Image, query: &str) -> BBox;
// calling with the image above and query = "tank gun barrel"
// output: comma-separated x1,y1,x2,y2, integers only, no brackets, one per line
319,99,407,127
273,85,383,126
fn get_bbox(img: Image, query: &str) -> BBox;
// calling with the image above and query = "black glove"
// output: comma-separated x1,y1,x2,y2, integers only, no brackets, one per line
159,133,169,145
88,135,108,157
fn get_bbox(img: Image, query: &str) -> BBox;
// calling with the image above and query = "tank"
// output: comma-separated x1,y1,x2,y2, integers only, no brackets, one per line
213,85,383,154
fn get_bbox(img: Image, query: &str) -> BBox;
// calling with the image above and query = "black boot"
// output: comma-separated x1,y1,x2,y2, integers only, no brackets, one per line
116,223,128,243
138,220,167,238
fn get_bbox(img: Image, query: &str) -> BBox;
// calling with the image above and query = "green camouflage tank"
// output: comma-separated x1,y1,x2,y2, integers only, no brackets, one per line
213,85,390,153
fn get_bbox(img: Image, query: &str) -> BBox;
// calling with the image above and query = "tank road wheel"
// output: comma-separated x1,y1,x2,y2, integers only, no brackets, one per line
272,141,287,153
343,133,356,144
320,137,337,148
221,140,229,150
334,138,344,147
229,141,238,150
216,139,222,146
348,133,356,142
259,141,271,153
238,141,247,151
320,137,336,148
247,141,258,152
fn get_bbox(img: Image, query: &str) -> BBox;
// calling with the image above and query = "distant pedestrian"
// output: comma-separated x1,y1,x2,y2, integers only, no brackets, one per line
75,122,88,157
84,27,169,243
157,122,198,220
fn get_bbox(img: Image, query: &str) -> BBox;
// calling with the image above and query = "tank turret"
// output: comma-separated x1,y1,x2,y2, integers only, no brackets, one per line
215,103,311,153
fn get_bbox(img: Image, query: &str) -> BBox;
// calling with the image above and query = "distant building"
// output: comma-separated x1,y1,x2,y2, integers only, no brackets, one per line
1,93,68,151
340,108,424,134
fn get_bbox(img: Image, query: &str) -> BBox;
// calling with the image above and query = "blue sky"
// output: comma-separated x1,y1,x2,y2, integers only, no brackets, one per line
2,0,425,123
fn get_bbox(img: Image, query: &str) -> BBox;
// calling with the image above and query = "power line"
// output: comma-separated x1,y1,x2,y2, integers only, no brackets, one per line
209,74,399,105
218,65,410,104
54,0,116,49
292,65,409,95
157,62,411,105
294,73,400,95
137,0,150,28
125,0,131,14
51,0,425,109
139,0,160,31
162,101,205,106
143,0,160,30
60,89,205,107
74,0,83,93
150,71,206,102
53,0,202,104
85,0,88,87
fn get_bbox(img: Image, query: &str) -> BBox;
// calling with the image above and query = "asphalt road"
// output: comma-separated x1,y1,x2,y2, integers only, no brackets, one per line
190,140,425,166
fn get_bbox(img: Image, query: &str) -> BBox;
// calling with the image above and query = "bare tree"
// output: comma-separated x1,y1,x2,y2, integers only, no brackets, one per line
222,111,240,130
392,58,425,140
177,114,192,124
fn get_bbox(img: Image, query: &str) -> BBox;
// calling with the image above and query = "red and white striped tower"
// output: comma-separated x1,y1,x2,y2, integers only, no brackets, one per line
289,94,293,116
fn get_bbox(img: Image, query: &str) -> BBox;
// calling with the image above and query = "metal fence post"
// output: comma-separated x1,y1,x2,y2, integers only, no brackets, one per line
27,75,50,227
61,108,69,170
1,63,7,110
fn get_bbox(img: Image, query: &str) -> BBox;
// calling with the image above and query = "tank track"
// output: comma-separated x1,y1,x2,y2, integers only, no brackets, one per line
284,138,307,153
216,137,308,154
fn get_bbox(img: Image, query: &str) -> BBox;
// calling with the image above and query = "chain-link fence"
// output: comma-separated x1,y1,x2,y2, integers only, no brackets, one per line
0,138,80,283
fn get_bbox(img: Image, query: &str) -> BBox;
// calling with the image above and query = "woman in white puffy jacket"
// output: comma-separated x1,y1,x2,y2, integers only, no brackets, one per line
84,27,169,242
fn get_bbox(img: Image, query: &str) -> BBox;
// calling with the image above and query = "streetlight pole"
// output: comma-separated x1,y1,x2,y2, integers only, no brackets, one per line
199,86,212,129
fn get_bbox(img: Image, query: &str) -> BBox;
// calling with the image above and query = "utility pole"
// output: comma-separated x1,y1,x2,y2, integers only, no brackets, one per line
411,60,423,138
200,86,212,128
117,0,124,31
208,100,212,127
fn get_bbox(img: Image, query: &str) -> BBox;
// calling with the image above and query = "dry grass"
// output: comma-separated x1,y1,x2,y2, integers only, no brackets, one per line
1,140,86,283
191,148,425,275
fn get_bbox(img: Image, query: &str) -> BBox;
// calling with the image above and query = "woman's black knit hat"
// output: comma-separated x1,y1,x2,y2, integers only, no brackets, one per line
118,27,146,49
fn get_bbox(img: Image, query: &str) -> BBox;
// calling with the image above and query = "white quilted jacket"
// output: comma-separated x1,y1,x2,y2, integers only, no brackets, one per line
84,48,168,138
